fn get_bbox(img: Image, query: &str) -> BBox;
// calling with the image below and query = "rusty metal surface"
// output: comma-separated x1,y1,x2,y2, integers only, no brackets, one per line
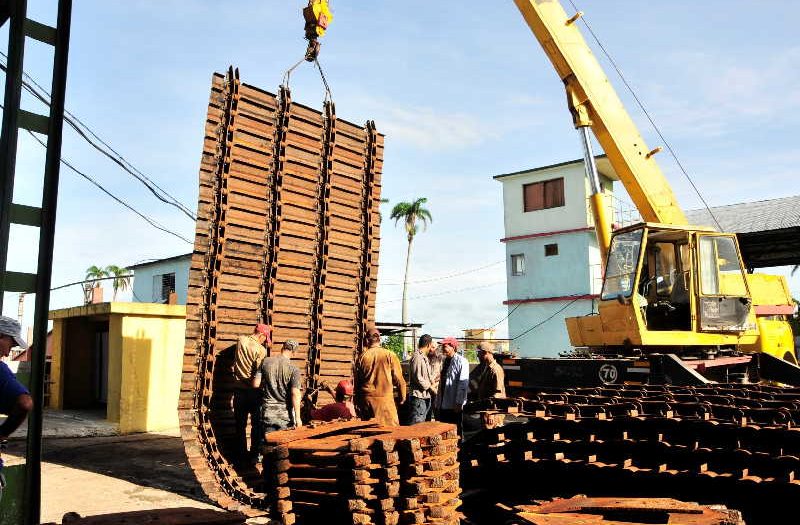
501,496,743,525
263,420,461,525
464,384,800,522
179,68,383,513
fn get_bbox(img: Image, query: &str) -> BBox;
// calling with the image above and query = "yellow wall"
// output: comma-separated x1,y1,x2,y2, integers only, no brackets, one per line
117,313,186,433
48,319,65,409
106,314,123,423
48,302,186,434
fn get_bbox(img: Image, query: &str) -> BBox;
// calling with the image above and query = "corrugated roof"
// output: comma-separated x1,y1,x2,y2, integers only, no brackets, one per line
685,195,800,233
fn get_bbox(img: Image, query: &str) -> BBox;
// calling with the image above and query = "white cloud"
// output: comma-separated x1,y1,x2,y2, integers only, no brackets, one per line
378,105,493,151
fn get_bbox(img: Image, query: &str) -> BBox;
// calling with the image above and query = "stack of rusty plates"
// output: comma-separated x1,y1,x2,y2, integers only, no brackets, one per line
261,420,461,525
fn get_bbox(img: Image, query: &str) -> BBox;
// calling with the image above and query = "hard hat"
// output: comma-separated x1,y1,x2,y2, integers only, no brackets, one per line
335,379,354,397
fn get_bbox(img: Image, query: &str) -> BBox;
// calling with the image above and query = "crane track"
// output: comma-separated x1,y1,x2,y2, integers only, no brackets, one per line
179,68,383,514
465,384,800,521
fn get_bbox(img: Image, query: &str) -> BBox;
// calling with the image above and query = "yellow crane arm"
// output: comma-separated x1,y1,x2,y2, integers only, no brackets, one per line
513,0,687,226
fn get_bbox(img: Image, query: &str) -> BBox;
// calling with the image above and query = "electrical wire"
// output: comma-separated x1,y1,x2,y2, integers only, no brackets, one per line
0,53,197,221
50,274,133,292
379,259,504,286
24,128,194,245
376,280,505,305
565,1,722,231
511,297,582,341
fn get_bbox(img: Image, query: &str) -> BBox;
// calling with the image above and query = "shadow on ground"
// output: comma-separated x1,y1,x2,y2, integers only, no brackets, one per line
41,507,247,525
6,433,210,504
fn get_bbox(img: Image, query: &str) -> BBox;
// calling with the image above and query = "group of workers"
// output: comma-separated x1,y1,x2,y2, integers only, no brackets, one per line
232,322,506,462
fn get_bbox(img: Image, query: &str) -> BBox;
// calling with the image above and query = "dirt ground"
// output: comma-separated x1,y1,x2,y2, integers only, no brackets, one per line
3,432,249,524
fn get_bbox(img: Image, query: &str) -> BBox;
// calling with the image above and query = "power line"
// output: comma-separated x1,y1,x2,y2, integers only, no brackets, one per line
566,1,722,231
50,274,133,292
378,259,504,286
24,128,194,245
376,280,505,305
0,54,197,221
511,297,582,341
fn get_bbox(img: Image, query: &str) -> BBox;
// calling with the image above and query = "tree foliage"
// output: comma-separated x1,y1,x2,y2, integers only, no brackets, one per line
383,334,405,361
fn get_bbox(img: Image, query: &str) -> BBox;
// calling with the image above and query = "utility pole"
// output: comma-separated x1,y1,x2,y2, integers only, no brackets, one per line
17,291,24,323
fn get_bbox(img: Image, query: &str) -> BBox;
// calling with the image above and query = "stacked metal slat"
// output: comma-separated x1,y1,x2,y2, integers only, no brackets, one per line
179,68,384,514
497,496,744,525
262,421,461,525
464,384,800,521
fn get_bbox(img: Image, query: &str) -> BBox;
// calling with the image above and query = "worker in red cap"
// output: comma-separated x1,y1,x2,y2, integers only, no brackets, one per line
232,323,270,461
310,379,357,422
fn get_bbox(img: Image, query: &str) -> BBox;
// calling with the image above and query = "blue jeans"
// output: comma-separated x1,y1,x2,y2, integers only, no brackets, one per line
408,396,431,425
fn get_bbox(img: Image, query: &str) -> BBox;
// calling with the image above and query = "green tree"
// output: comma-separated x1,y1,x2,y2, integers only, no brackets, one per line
105,264,132,301
84,265,108,304
383,334,404,361
790,298,800,336
390,198,432,352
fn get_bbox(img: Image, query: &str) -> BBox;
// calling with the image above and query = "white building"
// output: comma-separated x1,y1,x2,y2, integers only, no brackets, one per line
129,253,191,304
494,157,619,357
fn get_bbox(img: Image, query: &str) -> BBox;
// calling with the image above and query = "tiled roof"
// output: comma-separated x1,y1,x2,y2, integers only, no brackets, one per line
686,195,800,233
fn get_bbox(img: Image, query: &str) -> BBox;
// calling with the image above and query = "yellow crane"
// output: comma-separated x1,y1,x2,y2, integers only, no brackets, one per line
514,0,797,383
306,0,797,384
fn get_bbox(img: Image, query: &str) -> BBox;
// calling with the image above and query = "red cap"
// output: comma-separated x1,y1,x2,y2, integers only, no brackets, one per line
441,337,459,350
335,379,354,397
255,324,272,344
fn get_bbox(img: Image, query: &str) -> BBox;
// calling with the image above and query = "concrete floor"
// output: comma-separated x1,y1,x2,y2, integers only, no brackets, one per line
4,433,232,524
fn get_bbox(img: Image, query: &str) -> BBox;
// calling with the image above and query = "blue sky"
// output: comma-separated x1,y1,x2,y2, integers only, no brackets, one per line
2,1,799,341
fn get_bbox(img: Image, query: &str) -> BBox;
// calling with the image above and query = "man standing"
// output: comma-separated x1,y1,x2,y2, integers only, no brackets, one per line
355,325,407,426
310,380,357,422
435,337,469,434
407,334,436,425
0,316,33,502
232,323,270,459
252,339,303,441
469,342,506,401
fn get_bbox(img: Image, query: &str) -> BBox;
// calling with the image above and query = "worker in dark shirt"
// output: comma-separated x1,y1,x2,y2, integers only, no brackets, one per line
252,339,302,439
0,316,33,502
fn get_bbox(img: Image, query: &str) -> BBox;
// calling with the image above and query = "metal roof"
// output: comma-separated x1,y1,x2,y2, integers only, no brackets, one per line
687,195,800,268
686,195,800,233
127,253,192,269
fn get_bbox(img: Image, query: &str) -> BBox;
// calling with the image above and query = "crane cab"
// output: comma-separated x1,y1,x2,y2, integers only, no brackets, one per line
566,223,762,355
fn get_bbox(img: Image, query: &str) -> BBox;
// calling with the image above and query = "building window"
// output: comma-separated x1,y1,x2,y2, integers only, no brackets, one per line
523,178,565,212
511,254,525,276
545,243,559,257
152,272,176,303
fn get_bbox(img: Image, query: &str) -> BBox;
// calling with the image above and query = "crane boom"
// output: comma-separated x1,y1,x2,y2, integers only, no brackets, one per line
513,0,687,226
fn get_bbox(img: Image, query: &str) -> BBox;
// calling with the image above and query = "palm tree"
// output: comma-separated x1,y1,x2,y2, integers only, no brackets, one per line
390,198,432,353
105,264,132,301
85,265,108,304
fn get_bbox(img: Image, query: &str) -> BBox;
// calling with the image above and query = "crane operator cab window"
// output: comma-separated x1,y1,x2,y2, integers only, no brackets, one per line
697,235,751,332
601,229,643,302
638,233,692,331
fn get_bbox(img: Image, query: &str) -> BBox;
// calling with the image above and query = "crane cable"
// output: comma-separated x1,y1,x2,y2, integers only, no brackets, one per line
566,0,723,231
281,56,334,104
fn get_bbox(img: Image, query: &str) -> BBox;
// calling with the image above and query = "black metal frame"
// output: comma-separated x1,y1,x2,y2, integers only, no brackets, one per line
0,1,72,523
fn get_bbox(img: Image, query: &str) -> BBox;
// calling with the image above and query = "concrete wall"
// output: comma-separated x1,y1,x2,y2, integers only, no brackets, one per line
131,256,191,305
49,303,186,434
117,312,186,433
497,158,618,357
506,230,597,300
508,299,596,357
